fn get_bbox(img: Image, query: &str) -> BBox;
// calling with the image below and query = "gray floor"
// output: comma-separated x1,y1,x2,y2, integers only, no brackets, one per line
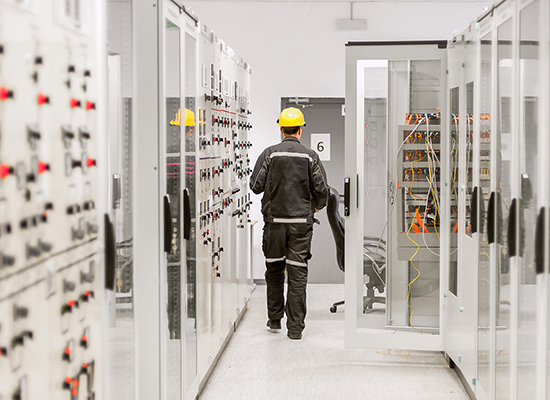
199,284,470,400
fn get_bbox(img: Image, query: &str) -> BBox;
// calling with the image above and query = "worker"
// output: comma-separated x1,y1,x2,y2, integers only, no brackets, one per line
250,107,329,340
170,107,196,140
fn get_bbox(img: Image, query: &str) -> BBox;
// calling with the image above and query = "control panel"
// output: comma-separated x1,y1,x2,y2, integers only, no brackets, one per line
0,1,105,399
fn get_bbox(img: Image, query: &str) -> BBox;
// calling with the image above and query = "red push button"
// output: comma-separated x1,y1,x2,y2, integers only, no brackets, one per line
70,98,80,108
85,101,95,110
37,161,50,174
0,164,12,179
64,346,71,356
86,158,96,168
37,93,49,105
0,86,13,101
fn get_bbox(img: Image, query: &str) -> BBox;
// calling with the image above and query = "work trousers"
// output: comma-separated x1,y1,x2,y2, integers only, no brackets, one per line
262,222,313,334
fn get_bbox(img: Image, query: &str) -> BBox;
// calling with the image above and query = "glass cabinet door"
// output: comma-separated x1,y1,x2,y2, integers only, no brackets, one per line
183,25,198,396
517,1,540,398
164,10,183,399
345,42,447,351
477,27,493,397
495,15,514,400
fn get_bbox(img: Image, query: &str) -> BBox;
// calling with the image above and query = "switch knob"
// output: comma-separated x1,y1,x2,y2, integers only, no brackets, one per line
61,300,79,315
64,279,76,293
0,86,13,101
70,98,81,108
86,158,96,168
37,93,49,105
81,267,95,283
40,241,53,253
63,340,74,362
80,290,94,302
72,226,85,240
0,163,13,179
85,101,95,110
37,161,50,174
0,347,7,356
13,305,29,320
26,244,41,258
87,223,99,234
2,254,15,267
81,333,89,348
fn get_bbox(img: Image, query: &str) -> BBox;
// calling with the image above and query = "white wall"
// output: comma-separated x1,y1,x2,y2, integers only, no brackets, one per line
185,1,492,280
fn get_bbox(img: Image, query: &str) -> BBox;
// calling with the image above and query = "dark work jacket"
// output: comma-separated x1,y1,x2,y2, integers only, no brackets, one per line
250,136,329,223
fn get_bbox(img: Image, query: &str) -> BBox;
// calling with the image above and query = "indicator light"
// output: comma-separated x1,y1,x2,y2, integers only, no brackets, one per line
71,388,77,396
37,162,50,174
0,86,13,101
37,93,49,105
83,363,88,368
85,101,95,110
70,98,81,108
64,346,71,355
67,300,76,307
65,377,72,384
0,164,13,179
86,158,96,168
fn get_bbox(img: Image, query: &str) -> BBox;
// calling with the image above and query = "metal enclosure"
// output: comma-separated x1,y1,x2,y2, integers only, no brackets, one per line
0,0,108,398
344,42,448,351
125,2,255,399
345,0,550,398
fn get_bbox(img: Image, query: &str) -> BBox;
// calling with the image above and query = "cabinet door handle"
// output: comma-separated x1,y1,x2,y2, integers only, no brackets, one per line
164,195,172,253
183,189,191,240
471,186,479,234
535,207,546,274
104,214,116,290
344,177,350,217
488,192,496,244
507,198,518,257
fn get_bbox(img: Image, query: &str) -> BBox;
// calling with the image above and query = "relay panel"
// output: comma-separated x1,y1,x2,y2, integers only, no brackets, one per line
0,1,105,399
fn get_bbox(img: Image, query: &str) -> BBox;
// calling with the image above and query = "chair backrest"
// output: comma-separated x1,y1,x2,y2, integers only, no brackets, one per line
326,187,345,272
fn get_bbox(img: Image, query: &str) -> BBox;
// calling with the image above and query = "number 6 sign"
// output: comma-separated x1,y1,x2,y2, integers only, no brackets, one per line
310,133,331,161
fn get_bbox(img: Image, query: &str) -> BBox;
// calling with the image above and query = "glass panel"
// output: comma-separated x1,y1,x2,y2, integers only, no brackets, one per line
517,2,539,398
465,81,474,236
109,92,136,400
495,17,513,400
362,59,442,333
106,4,136,398
449,86,460,296
477,31,492,392
183,31,198,391
164,19,182,399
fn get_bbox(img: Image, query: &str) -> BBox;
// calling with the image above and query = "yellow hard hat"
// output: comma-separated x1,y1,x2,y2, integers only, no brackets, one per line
170,108,195,127
277,107,306,127
185,108,195,127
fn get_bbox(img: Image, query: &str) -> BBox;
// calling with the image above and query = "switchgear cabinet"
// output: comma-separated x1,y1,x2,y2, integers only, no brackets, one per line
345,0,550,398
0,1,108,399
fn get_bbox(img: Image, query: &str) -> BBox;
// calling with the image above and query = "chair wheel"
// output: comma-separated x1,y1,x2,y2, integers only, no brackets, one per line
330,306,337,313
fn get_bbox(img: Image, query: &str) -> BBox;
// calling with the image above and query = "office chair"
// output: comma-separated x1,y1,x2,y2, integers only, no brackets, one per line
326,187,386,313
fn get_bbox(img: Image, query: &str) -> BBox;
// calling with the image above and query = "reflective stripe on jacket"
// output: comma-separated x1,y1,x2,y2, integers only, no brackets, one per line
250,136,329,222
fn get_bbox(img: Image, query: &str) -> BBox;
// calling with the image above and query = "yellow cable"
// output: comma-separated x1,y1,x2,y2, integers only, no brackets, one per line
395,349,412,358
406,209,423,334
425,139,440,239
377,349,391,355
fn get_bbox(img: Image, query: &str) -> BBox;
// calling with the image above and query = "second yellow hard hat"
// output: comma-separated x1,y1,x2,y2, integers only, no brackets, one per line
277,107,306,127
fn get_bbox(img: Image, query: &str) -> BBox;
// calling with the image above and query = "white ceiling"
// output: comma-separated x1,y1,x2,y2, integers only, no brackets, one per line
196,0,488,2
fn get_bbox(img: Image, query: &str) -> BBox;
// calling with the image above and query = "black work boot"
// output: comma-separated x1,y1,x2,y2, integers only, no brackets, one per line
266,319,281,330
287,331,302,340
